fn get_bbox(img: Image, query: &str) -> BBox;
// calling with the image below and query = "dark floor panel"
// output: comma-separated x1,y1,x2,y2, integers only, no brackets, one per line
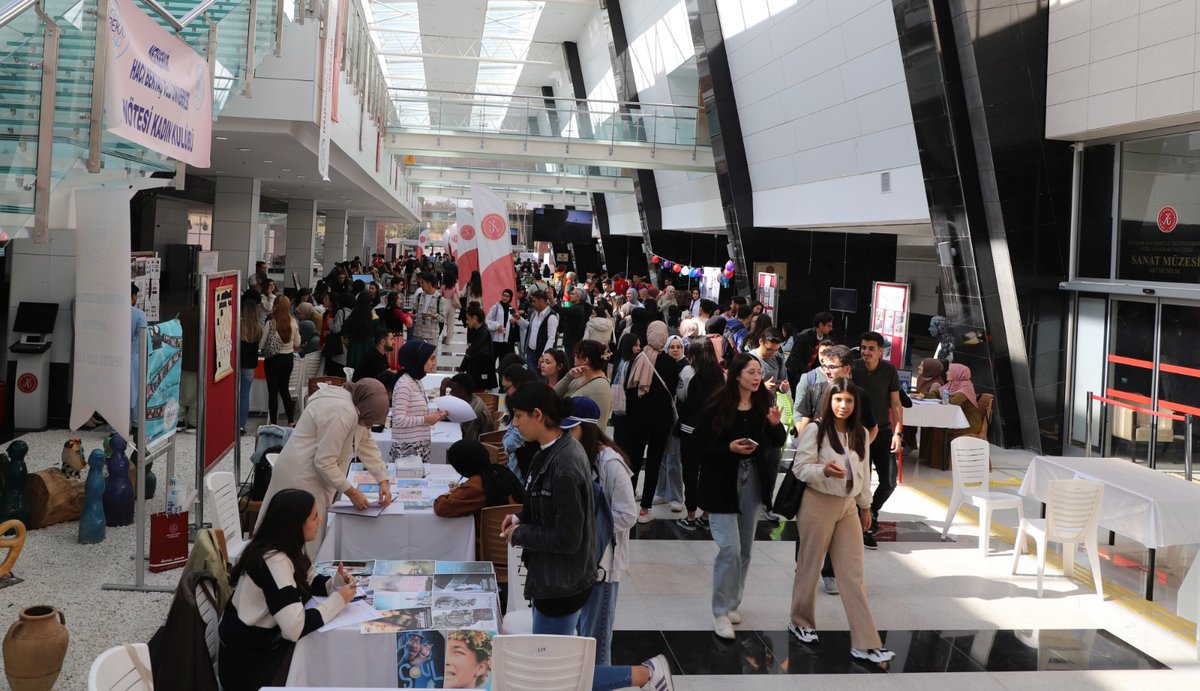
609,629,1165,674
628,520,951,543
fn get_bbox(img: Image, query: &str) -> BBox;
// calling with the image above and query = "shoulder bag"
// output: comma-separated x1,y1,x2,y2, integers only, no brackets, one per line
771,446,807,519
261,320,283,358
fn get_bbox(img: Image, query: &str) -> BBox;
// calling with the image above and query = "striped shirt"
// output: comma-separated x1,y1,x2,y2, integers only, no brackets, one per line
219,551,346,647
390,373,431,447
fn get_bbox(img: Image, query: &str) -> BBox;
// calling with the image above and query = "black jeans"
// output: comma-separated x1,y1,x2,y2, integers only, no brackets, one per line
679,433,702,513
263,353,295,425
627,420,671,510
869,424,897,520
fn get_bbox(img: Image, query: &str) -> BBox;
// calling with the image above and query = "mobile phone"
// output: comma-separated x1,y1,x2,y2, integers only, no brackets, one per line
741,438,758,447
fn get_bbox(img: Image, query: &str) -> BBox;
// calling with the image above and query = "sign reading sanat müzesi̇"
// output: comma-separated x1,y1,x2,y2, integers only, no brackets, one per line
105,0,211,167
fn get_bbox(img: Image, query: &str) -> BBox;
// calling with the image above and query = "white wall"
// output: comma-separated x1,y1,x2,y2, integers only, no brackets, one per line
1046,0,1200,141
716,0,930,229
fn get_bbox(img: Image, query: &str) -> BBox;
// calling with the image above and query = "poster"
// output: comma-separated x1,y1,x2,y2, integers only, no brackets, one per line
871,282,910,369
1118,217,1200,283
212,284,234,383
144,319,182,447
757,272,778,319
702,267,722,302
104,0,211,166
202,272,239,473
131,253,161,322
753,261,787,291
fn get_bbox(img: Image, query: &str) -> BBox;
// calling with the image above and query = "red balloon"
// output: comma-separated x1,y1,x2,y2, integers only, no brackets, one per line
652,255,662,264
673,264,682,273
723,269,734,279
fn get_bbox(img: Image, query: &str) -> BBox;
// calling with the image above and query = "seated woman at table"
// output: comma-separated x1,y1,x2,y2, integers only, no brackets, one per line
440,373,496,441
219,489,357,691
921,363,985,470
913,357,946,398
391,339,450,463
434,439,525,542
257,379,394,558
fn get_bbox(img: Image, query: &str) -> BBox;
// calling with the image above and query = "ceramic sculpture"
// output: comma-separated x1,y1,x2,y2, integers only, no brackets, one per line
0,519,25,578
78,450,106,544
3,605,69,691
103,435,134,527
59,439,84,479
0,442,30,532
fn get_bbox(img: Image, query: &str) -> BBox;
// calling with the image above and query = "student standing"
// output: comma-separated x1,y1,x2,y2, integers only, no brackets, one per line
851,331,904,549
260,296,301,426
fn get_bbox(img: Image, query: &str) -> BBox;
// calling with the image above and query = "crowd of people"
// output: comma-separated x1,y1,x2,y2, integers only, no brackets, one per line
216,251,993,688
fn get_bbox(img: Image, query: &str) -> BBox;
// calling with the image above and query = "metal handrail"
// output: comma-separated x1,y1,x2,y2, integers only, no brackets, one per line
388,86,701,113
0,0,36,29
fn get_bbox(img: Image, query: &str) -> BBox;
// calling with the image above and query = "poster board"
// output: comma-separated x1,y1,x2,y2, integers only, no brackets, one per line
201,272,239,473
871,281,910,369
144,319,183,448
131,252,161,322
757,272,778,319
753,261,787,291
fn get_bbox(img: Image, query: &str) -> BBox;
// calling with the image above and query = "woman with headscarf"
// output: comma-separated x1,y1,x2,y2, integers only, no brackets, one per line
922,363,985,470
624,320,680,523
390,339,450,463
914,358,946,398
256,379,394,557
651,334,688,513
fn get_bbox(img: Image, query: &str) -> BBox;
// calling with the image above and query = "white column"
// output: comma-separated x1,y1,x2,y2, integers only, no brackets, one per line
323,208,348,266
211,177,262,279
346,215,367,264
285,199,317,288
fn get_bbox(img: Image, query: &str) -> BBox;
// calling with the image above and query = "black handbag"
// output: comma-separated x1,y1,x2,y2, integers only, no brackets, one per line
771,449,807,518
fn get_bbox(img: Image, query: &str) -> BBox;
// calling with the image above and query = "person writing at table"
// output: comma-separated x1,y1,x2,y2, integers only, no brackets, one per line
922,363,985,470
913,357,946,398
219,489,357,691
256,379,394,558
391,339,450,462
434,439,525,561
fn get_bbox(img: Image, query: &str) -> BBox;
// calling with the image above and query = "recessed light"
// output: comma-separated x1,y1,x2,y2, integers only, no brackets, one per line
281,168,291,172
262,160,273,164
214,170,224,174
237,147,250,151
297,175,305,178
216,136,228,141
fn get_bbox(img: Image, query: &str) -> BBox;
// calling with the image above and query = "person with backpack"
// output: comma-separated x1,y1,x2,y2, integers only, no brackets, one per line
410,271,446,348
499,385,674,691
563,397,637,666
723,304,753,359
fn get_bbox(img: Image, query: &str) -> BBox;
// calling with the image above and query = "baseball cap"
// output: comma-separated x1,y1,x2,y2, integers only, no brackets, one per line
562,397,601,429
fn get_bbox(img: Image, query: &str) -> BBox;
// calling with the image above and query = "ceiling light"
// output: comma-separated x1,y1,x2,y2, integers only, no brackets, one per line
214,170,224,174
281,168,291,172
262,160,273,164
216,136,228,141
237,147,250,151
297,175,305,178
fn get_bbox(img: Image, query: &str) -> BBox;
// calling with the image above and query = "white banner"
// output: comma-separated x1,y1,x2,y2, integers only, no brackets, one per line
105,0,211,167
470,184,516,308
317,0,340,180
456,206,479,279
71,188,135,438
702,267,722,302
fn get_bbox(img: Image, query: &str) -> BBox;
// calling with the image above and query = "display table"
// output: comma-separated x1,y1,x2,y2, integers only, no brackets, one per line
905,399,970,429
316,466,475,563
1019,455,1200,600
372,421,463,465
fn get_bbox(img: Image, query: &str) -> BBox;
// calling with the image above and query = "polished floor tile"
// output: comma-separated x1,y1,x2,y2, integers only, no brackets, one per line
628,519,951,543
609,629,1165,674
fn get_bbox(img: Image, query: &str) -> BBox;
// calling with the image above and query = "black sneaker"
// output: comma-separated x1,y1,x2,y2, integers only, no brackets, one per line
696,516,710,530
862,532,879,550
851,647,895,663
787,623,819,644
676,517,698,532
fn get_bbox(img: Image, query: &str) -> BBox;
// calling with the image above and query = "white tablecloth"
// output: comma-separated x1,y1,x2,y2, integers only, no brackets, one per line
1019,456,1200,549
372,422,463,465
905,400,970,429
288,627,399,687
316,466,475,562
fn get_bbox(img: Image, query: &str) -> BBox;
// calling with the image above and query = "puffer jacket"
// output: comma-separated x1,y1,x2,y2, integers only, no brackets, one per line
512,434,597,601
582,315,615,346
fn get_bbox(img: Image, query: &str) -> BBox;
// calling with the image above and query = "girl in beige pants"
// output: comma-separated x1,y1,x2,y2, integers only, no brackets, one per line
787,378,893,664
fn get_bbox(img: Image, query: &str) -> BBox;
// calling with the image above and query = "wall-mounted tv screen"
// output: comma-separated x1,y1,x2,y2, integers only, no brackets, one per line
531,208,593,244
829,287,858,313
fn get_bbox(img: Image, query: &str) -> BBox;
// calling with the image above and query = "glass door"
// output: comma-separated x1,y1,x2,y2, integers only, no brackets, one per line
1154,302,1200,471
1103,300,1157,461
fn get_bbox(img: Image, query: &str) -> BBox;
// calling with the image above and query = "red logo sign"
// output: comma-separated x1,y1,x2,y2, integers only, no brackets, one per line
459,224,475,241
1158,206,1178,233
17,373,37,394
481,213,506,241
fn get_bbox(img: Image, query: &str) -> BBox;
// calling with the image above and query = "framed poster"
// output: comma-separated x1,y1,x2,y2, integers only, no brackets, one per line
212,284,234,383
753,261,787,291
871,282,910,369
757,272,778,319
201,272,240,473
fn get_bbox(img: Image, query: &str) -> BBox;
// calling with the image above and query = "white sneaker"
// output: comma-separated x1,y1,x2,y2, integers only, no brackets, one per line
787,623,819,644
727,610,743,625
851,647,895,663
637,510,653,524
713,615,735,640
642,653,674,691
652,495,670,506
821,577,839,595
669,501,684,513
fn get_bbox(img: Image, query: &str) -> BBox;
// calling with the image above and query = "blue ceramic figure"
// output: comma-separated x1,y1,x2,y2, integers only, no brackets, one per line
104,434,135,527
79,449,107,544
0,441,31,531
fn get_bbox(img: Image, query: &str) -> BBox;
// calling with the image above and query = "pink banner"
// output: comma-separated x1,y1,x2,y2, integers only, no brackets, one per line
456,206,479,279
105,0,212,167
471,184,516,308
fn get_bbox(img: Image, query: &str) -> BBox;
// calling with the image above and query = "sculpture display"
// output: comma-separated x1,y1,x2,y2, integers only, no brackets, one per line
0,442,30,532
103,435,135,527
59,439,84,479
78,450,106,544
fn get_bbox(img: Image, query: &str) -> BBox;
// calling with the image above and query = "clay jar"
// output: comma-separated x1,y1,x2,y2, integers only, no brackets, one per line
3,605,69,691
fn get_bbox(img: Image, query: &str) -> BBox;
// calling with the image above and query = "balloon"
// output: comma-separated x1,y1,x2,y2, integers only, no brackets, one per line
723,269,734,279
652,255,662,264
662,260,672,269
725,260,735,272
680,266,689,274
673,264,682,273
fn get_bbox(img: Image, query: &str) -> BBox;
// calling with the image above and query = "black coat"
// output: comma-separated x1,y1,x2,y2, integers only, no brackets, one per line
625,351,679,432
696,406,786,514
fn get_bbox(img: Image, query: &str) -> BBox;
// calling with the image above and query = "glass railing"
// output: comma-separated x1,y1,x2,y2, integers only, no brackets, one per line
0,8,42,217
388,88,701,148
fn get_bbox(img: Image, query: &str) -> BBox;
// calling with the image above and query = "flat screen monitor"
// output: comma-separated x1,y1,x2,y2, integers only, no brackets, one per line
829,287,857,313
13,301,58,334
897,369,912,393
531,208,593,244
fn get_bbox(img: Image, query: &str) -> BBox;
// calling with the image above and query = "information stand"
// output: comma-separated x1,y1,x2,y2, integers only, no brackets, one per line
195,271,242,531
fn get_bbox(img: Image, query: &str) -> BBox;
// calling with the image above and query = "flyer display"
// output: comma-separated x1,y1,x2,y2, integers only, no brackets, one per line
144,319,182,447
871,281,910,369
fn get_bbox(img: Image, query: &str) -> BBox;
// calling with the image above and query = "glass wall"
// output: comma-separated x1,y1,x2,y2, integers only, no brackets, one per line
1119,131,1200,284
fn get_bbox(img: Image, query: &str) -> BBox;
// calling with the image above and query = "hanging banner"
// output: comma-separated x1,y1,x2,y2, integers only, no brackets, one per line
702,267,722,302
448,227,459,259
871,281,910,369
201,273,239,473
471,183,517,308
317,0,341,180
144,319,183,448
456,206,479,280
105,0,212,167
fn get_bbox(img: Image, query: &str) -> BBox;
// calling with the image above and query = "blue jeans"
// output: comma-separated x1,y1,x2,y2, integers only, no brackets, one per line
653,434,684,504
238,367,255,431
532,602,633,691
577,581,619,665
709,459,762,617
524,349,541,376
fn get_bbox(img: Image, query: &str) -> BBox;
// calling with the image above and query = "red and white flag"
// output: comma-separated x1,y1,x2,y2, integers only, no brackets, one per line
447,227,459,259
471,183,516,308
456,206,479,279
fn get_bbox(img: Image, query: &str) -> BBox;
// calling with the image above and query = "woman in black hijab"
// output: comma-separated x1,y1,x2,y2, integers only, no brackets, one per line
389,339,448,462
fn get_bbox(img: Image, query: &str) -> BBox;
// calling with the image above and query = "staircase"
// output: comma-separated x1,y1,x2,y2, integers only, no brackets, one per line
0,0,279,232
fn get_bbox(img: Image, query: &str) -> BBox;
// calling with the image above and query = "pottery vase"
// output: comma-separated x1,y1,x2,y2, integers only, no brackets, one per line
79,450,106,544
104,434,134,527
0,441,30,530
3,605,69,691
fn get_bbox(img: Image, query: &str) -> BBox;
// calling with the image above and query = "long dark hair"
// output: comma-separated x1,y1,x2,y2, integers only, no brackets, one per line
507,382,572,428
705,352,772,432
814,377,866,459
615,333,641,368
577,422,631,471
229,489,316,598
687,337,724,391
447,440,525,506
344,292,377,340
744,314,773,350
468,270,483,297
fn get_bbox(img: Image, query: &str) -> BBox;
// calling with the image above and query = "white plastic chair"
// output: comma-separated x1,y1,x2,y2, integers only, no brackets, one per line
942,437,1023,556
196,581,221,684
88,643,152,691
502,542,533,634
1011,479,1105,599
287,354,305,412
492,635,596,691
296,350,324,411
205,471,247,562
